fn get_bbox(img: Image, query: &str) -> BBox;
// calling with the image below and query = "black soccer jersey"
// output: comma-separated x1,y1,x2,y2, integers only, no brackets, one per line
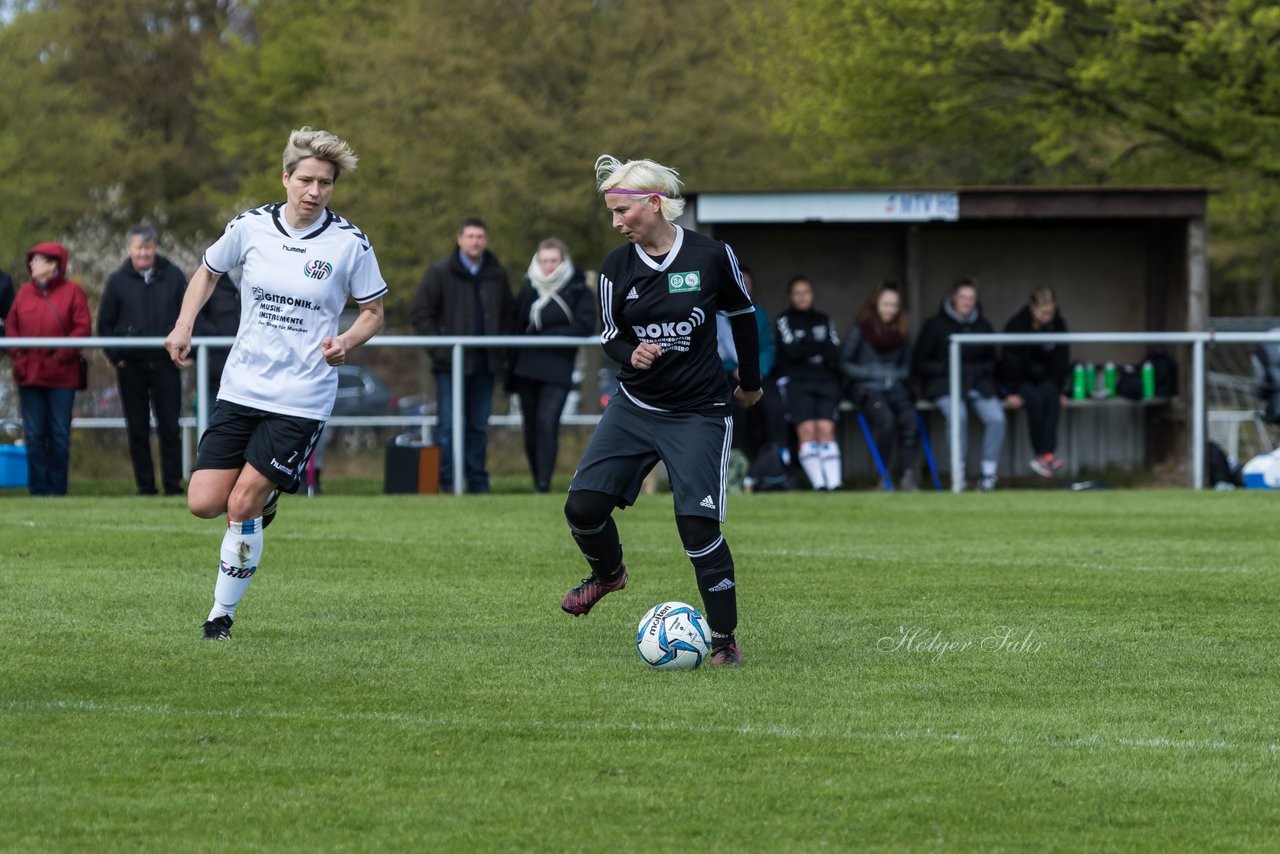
774,308,841,383
599,226,754,413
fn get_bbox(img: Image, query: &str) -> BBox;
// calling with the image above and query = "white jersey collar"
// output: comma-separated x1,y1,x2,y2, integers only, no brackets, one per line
633,224,684,272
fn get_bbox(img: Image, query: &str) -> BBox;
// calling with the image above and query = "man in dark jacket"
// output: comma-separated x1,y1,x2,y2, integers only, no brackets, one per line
194,272,240,401
1000,287,1070,478
410,217,514,493
98,224,188,495
912,275,1005,491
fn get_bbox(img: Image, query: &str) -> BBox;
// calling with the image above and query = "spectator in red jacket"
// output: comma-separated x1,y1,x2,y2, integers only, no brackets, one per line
5,242,91,495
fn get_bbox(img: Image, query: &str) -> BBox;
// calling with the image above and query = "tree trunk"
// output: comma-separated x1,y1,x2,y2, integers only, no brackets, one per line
1257,242,1275,317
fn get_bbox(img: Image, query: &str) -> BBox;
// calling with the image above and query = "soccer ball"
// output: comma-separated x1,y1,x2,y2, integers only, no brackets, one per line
636,601,712,670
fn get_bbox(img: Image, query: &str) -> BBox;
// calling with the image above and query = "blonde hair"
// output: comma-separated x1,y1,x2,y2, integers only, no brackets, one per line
594,154,686,221
537,237,570,261
283,126,358,179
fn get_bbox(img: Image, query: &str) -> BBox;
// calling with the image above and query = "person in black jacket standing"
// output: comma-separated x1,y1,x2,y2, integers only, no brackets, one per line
510,238,596,493
1000,286,1070,478
411,217,515,493
98,224,188,495
194,272,241,401
913,275,1005,491
775,276,843,490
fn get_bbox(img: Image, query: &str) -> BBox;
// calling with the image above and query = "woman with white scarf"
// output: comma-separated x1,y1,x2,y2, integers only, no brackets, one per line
510,238,597,492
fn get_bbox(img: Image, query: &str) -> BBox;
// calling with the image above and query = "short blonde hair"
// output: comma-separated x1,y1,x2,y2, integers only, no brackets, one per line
595,154,686,221
537,237,571,261
283,126,358,179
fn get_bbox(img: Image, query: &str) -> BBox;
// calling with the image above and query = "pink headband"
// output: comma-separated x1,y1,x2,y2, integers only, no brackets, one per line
604,189,668,197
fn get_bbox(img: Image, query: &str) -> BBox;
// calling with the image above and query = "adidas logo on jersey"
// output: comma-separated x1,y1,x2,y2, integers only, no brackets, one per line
699,495,716,509
626,287,639,300
707,578,735,593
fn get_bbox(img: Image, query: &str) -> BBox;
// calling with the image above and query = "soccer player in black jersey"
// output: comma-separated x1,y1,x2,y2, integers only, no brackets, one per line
560,155,762,666
775,276,844,490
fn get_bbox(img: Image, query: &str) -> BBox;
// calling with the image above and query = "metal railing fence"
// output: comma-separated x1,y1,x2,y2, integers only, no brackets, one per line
946,330,1280,493
9,330,1280,494
3,334,597,495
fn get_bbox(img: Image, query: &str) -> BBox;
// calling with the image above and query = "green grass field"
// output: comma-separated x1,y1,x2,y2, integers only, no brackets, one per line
2,488,1278,851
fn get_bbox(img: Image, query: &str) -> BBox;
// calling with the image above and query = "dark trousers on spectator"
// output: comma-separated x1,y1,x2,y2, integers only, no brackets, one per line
513,377,570,493
119,360,183,495
1018,379,1062,456
434,370,495,493
19,386,75,496
857,384,918,475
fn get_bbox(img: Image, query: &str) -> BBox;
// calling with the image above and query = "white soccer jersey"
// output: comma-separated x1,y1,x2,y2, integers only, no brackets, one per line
203,204,388,420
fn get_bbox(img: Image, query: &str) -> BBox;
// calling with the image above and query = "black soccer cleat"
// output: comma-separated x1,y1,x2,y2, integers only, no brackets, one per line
261,490,280,529
202,615,233,641
561,564,628,616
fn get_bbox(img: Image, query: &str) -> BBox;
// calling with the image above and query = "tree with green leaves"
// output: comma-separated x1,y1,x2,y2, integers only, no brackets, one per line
200,0,795,321
741,0,1280,312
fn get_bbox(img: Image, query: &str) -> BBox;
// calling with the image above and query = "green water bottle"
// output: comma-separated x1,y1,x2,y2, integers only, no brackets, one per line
1141,360,1155,399
1084,362,1097,399
1072,363,1086,400
1103,361,1118,398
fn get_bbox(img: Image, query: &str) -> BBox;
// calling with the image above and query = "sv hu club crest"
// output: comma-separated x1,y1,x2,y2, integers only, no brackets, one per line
304,260,333,280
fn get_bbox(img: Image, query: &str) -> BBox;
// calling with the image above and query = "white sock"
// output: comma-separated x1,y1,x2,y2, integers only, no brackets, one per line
208,517,264,621
981,460,998,478
799,441,824,489
819,442,842,490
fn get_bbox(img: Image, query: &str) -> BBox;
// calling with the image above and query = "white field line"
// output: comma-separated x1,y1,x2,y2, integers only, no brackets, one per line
4,698,1277,756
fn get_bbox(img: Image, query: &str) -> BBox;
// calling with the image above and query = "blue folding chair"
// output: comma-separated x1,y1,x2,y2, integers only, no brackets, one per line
855,412,894,492
916,412,944,491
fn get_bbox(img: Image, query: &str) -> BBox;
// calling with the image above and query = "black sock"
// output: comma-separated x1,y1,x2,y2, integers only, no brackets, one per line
687,535,737,640
565,490,625,577
568,516,623,578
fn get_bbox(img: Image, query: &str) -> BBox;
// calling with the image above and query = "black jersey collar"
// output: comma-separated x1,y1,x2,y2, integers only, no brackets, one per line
633,224,684,272
271,205,335,240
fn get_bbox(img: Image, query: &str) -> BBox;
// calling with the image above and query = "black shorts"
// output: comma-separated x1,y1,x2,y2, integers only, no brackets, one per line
194,400,325,494
781,377,841,423
570,393,733,520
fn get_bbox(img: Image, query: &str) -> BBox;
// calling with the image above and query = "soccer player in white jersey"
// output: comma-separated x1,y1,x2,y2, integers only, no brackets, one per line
165,127,387,641
560,155,763,666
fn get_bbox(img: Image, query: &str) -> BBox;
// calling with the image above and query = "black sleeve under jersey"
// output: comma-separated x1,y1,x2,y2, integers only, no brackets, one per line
730,311,761,391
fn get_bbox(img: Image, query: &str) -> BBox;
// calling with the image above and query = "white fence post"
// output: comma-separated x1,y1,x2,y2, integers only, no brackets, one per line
947,336,963,493
450,344,465,496
1192,338,1206,490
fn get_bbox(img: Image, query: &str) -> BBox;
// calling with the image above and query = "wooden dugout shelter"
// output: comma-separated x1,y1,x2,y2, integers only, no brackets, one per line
679,186,1211,480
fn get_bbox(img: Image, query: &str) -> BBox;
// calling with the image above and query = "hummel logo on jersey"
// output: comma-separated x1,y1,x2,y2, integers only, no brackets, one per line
699,495,716,509
626,287,639,300
707,578,735,592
